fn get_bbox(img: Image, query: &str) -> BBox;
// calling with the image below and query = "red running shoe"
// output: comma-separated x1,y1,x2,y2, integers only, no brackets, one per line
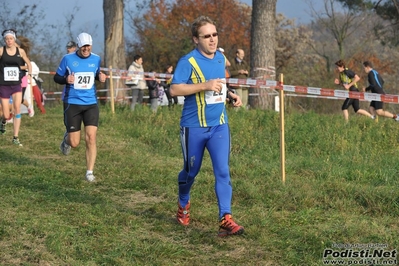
177,201,190,226
218,213,244,237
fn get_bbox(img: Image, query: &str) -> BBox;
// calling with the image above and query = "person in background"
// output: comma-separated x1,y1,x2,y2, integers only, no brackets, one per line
15,37,34,117
146,72,160,112
66,41,77,54
217,47,231,78
54,32,106,182
29,60,46,114
20,74,33,117
160,64,178,108
229,48,249,108
0,29,32,146
170,16,244,237
334,59,373,121
362,61,399,121
157,77,165,106
18,35,46,115
126,55,146,110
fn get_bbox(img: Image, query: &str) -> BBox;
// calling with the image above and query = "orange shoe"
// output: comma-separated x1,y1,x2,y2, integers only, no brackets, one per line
177,201,190,226
218,213,244,237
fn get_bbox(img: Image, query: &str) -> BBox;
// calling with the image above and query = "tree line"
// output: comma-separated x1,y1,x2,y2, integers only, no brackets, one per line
2,0,399,113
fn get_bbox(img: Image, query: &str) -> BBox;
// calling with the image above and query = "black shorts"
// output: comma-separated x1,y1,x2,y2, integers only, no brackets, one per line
63,103,99,132
370,100,383,110
342,98,360,112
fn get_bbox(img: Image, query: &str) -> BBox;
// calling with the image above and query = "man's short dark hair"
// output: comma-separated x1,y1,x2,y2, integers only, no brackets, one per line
191,16,216,37
363,61,373,68
66,41,77,48
334,59,345,68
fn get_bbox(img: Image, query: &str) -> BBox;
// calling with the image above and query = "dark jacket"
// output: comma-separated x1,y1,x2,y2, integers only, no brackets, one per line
146,79,159,99
365,69,385,94
229,57,249,79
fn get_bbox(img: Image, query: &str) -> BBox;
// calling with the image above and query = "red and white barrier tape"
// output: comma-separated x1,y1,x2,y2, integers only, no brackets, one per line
282,85,399,104
39,69,279,87
40,69,399,104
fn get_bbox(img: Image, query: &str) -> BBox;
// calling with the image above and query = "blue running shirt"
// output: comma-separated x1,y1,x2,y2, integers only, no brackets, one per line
172,48,228,127
56,52,101,105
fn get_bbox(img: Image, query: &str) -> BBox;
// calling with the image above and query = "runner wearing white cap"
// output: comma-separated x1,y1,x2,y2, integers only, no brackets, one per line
53,32,106,182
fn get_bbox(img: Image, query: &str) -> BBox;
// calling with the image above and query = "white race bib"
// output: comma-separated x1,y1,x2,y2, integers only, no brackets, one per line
4,67,19,81
74,72,95,89
205,79,227,104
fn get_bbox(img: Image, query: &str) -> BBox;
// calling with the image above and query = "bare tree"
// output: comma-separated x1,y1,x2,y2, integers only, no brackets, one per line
275,14,324,86
103,0,126,100
64,6,81,41
306,0,368,72
249,0,277,109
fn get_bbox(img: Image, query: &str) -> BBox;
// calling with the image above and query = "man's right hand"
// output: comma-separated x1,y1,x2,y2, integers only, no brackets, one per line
207,79,224,94
67,73,75,84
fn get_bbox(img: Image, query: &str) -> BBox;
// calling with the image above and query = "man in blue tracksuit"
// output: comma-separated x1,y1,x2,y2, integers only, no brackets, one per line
170,16,244,237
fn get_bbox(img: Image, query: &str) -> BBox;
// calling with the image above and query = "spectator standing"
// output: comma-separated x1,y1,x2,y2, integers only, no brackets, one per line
160,64,177,108
126,55,146,110
157,79,165,106
0,29,32,146
229,48,249,108
15,36,34,117
29,61,46,114
146,73,160,112
20,75,34,117
17,35,46,114
334,59,373,121
66,41,77,54
170,16,244,237
217,47,231,78
362,61,399,121
53,32,107,182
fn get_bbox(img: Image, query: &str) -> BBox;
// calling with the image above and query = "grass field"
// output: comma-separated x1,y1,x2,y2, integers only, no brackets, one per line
1,103,398,265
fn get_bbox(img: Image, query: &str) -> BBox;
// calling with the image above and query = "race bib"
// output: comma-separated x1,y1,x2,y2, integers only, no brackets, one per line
4,67,19,81
74,72,95,89
205,80,227,105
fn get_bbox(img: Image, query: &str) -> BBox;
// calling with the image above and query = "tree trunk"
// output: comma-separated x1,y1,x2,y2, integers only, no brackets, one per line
103,0,126,102
249,0,276,109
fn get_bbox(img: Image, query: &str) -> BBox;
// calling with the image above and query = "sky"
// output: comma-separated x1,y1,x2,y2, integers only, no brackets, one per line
8,0,317,52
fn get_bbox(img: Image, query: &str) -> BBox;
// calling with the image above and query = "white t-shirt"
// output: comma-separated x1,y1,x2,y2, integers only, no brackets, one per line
28,61,40,86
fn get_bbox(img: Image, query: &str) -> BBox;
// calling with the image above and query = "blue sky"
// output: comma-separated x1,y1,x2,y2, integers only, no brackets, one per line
8,0,315,52
11,0,313,27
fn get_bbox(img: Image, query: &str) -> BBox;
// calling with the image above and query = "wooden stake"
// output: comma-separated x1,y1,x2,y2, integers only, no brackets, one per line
279,73,286,184
109,66,115,114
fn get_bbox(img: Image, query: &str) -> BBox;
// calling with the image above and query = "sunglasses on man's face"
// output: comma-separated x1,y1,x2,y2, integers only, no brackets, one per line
198,32,218,39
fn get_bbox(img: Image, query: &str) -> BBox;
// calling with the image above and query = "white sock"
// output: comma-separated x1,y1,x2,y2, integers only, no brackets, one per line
86,170,93,176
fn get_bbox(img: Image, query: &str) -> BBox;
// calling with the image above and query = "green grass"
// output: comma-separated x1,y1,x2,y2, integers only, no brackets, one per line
1,104,398,265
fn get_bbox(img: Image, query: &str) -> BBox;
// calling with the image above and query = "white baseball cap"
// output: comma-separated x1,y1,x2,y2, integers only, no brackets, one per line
77,32,92,47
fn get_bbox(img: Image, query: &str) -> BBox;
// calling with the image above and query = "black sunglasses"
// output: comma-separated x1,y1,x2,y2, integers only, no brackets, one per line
199,32,218,39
